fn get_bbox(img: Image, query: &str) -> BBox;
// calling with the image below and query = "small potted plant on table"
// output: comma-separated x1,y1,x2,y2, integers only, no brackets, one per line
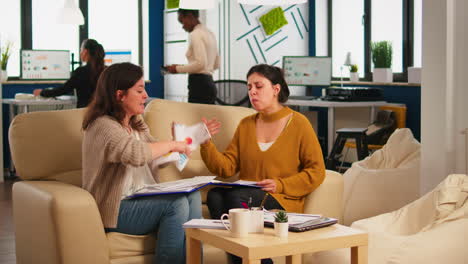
274,210,289,238
349,64,359,82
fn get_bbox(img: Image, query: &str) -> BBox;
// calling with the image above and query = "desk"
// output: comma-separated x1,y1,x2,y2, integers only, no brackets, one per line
285,99,388,155
186,224,368,264
1,97,77,176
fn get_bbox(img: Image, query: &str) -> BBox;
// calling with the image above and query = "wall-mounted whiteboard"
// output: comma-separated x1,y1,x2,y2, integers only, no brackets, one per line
283,56,332,86
104,50,132,66
21,50,70,80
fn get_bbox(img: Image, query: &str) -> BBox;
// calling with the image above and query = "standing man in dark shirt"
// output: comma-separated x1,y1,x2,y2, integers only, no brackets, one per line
165,9,220,104
33,39,106,108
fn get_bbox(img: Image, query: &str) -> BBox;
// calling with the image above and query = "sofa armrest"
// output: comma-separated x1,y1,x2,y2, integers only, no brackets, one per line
13,181,110,264
303,170,343,223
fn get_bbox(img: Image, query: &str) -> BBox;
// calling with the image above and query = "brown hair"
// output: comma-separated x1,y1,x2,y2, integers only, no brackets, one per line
246,64,290,103
82,39,106,86
82,62,145,131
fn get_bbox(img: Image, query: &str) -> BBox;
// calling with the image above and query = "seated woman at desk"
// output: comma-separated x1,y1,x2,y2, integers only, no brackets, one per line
82,62,201,264
202,64,326,264
33,39,105,108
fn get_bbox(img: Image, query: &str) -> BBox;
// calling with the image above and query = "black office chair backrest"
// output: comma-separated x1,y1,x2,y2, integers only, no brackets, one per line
214,80,250,107
366,110,397,145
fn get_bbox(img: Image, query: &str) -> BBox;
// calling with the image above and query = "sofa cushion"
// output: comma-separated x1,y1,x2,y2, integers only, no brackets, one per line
107,232,155,259
9,108,86,186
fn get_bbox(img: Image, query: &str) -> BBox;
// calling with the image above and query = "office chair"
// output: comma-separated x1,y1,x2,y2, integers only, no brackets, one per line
326,105,407,171
214,80,250,107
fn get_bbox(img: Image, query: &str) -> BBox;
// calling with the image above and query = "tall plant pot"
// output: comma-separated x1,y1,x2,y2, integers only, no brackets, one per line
349,72,359,82
373,68,393,83
0,70,8,82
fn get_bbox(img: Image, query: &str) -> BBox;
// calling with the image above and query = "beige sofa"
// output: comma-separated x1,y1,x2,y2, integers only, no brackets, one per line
10,98,343,264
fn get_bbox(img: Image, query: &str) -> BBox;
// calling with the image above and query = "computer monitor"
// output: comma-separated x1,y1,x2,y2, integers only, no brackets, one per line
104,50,132,66
21,50,70,80
282,56,332,86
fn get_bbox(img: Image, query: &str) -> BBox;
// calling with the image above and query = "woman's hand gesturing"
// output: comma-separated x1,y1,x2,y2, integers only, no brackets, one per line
202,117,221,144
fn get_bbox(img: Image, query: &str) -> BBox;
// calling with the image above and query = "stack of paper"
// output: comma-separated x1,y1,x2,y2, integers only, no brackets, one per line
126,177,260,199
183,219,226,230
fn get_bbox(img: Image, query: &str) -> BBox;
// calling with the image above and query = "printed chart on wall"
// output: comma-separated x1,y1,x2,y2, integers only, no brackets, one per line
21,50,70,80
283,56,332,86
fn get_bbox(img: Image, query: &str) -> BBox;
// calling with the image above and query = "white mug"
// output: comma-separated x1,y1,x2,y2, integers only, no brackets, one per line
220,208,250,238
249,207,264,233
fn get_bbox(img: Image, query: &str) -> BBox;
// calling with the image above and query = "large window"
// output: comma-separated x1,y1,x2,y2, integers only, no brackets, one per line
0,0,21,77
88,0,139,68
371,0,402,73
331,0,364,77
2,0,148,79
32,0,80,67
327,0,422,81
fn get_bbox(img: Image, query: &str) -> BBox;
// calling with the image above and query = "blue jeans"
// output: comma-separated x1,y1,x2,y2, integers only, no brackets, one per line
108,191,202,264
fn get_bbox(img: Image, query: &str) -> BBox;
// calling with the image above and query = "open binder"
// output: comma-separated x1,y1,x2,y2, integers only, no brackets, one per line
126,176,260,199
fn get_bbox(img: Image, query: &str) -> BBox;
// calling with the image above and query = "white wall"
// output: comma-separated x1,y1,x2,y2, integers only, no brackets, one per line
164,1,310,100
421,0,468,194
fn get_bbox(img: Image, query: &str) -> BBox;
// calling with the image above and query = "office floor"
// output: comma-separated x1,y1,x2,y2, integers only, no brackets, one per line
0,179,16,264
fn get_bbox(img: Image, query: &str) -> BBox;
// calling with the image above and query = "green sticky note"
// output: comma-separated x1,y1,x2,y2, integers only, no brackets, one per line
167,0,179,9
259,7,288,36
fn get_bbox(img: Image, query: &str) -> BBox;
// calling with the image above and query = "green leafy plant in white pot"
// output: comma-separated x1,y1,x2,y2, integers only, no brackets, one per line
371,40,393,83
273,210,289,238
349,64,359,82
0,40,13,82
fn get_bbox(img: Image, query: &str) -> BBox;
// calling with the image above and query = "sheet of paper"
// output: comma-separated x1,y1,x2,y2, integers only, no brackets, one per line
183,219,227,230
263,210,322,225
172,122,211,171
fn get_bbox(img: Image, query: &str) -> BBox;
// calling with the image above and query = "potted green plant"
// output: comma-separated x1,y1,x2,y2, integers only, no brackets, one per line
371,40,393,83
0,40,13,82
273,210,289,238
349,64,359,82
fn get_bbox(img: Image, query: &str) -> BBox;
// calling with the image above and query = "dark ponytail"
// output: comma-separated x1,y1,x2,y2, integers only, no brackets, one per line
82,39,106,86
246,64,290,103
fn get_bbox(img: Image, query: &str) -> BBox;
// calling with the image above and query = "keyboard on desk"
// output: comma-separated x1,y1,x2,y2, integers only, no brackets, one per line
288,96,317,100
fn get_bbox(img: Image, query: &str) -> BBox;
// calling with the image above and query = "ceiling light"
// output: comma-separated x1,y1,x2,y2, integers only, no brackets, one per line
57,0,84,25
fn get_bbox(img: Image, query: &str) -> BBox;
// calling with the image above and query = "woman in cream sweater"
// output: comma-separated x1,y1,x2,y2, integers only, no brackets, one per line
82,62,201,264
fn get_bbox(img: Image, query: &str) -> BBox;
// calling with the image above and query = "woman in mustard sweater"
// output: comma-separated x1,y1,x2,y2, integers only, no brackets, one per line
202,64,325,264
202,64,326,217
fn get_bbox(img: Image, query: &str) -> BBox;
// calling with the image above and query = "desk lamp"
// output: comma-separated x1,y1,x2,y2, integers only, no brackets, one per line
341,52,353,88
57,0,84,25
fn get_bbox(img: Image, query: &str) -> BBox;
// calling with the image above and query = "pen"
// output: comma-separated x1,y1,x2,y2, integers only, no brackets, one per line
259,192,270,209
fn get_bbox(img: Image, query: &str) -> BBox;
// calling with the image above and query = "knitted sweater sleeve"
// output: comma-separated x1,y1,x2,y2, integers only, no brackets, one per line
200,124,242,178
275,114,326,196
90,117,153,166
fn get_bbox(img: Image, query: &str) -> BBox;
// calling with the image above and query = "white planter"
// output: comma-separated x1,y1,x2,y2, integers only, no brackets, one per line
373,68,393,83
408,67,421,84
349,72,359,82
274,222,288,238
0,70,8,82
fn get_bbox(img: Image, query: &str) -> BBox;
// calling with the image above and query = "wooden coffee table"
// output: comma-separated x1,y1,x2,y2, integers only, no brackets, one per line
186,224,368,264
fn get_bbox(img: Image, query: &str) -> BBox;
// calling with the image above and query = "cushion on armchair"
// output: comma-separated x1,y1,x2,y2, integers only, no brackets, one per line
310,174,468,264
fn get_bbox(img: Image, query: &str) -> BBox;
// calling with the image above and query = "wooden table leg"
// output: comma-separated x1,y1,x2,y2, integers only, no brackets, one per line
286,254,302,264
186,234,201,264
351,245,368,264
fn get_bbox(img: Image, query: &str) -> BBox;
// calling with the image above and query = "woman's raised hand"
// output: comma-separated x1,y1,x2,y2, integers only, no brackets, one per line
202,117,221,143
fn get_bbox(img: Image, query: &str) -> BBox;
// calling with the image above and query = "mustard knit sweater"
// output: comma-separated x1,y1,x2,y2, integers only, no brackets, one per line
200,107,326,213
